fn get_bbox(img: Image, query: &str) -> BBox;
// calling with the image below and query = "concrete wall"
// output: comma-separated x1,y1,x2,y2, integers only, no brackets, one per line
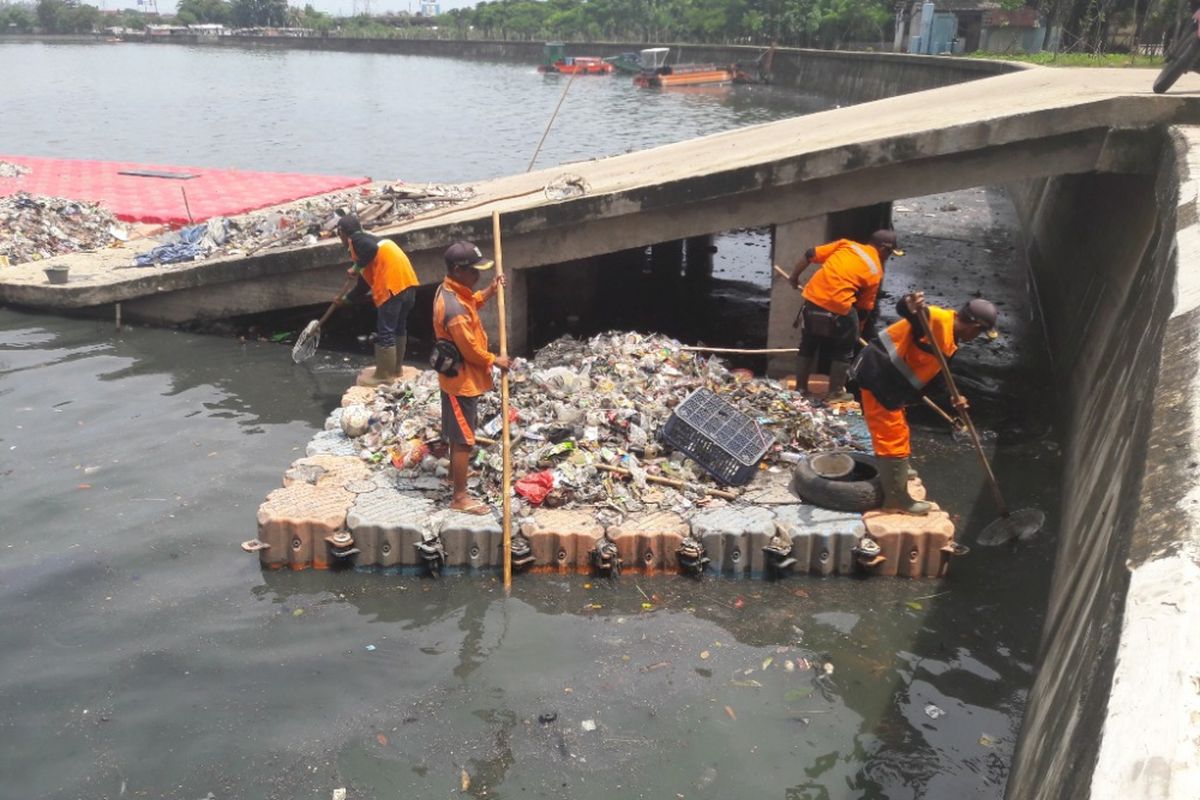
1005,128,1200,798
133,35,1020,104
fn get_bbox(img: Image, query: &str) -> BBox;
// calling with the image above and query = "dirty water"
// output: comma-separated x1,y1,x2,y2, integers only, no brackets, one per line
0,185,1062,797
1,44,1061,800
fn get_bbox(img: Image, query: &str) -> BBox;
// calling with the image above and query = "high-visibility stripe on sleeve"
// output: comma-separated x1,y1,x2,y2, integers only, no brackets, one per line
846,243,880,276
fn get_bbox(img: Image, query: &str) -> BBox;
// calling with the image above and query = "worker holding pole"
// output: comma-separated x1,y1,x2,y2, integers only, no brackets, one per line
850,291,998,515
431,241,511,515
787,230,901,401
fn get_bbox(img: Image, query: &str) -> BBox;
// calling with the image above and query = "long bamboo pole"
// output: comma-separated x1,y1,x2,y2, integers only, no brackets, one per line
492,210,513,592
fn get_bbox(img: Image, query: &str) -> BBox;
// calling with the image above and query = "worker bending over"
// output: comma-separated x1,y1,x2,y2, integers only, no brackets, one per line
432,241,511,515
852,292,998,514
336,215,419,386
789,230,901,401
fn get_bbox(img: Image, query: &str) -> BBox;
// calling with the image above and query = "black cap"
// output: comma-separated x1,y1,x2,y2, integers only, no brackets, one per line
959,298,999,339
443,241,494,271
349,231,379,268
336,215,362,237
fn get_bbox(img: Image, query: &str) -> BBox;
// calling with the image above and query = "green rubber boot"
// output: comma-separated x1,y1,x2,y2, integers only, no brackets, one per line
878,456,930,515
826,359,854,403
363,344,397,387
795,354,815,395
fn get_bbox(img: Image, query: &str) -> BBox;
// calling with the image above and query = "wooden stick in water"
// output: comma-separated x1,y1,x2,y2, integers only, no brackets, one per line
492,210,514,593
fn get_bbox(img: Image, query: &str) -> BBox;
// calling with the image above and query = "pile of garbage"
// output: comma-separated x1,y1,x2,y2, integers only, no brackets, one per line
339,332,857,517
0,193,128,265
0,161,30,178
135,182,476,267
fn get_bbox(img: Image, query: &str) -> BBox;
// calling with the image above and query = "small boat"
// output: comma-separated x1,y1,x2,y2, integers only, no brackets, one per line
632,47,733,88
537,42,615,75
603,51,642,74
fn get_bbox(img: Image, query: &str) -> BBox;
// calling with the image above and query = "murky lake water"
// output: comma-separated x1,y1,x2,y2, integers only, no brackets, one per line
0,42,1061,799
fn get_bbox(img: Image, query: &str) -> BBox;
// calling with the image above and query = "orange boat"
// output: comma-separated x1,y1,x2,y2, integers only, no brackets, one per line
536,43,614,75
632,47,733,88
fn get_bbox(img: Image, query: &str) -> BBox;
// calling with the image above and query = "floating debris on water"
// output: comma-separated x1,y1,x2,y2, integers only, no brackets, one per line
337,332,856,517
0,192,127,265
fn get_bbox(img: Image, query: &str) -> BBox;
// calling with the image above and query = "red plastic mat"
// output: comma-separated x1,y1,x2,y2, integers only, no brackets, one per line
0,155,370,226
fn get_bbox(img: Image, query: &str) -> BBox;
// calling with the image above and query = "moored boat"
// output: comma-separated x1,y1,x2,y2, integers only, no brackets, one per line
632,47,733,88
537,42,615,75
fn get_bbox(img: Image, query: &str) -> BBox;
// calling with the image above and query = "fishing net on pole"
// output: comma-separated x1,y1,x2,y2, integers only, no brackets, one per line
292,320,321,363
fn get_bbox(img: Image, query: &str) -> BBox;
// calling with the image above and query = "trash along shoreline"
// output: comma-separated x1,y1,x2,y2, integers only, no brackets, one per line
246,331,963,580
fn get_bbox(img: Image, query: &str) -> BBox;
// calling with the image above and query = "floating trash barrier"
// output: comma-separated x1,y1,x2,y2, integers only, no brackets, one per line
246,332,966,579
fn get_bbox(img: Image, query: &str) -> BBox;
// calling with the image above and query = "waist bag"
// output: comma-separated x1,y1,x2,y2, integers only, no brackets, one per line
849,341,917,411
430,338,462,377
803,304,844,338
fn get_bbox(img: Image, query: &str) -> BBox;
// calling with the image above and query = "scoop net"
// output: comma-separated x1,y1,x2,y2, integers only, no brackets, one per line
292,319,321,363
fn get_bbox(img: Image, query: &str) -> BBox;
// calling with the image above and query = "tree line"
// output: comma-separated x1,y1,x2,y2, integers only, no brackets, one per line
0,0,1178,54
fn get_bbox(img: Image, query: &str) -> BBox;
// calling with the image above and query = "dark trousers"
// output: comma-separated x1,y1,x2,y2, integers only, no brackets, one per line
797,303,858,363
376,288,415,348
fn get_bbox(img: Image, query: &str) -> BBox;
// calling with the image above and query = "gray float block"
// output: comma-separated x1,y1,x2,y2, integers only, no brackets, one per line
690,505,776,577
773,504,864,576
437,508,504,571
324,407,344,432
306,429,359,458
347,488,435,568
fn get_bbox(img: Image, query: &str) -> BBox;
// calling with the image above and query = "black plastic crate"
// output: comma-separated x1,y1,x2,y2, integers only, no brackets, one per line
660,388,775,486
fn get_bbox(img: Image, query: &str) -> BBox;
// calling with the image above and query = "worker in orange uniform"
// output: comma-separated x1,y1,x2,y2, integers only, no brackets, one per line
336,215,420,386
788,230,901,401
851,291,998,514
431,241,511,515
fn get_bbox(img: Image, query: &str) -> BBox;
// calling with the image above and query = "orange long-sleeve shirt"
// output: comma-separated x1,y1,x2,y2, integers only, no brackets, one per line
801,239,883,316
432,277,495,397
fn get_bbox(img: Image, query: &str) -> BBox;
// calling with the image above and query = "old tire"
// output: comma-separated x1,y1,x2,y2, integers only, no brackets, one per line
791,451,883,513
1154,33,1200,94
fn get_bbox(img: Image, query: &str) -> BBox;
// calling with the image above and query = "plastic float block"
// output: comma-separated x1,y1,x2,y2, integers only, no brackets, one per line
862,503,956,578
341,386,376,408
355,364,424,388
438,508,504,572
305,429,359,458
772,504,864,576
283,454,372,490
520,509,604,573
690,505,776,577
255,483,354,570
346,488,436,569
607,512,689,574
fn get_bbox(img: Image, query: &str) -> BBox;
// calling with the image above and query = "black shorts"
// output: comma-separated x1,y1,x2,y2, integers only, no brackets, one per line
441,391,478,446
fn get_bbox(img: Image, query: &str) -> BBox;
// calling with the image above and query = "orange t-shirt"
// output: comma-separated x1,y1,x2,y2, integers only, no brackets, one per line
801,239,883,316
432,277,495,398
352,238,419,308
880,305,958,388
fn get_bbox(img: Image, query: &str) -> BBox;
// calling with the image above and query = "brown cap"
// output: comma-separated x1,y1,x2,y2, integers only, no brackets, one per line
444,241,494,271
959,298,999,339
